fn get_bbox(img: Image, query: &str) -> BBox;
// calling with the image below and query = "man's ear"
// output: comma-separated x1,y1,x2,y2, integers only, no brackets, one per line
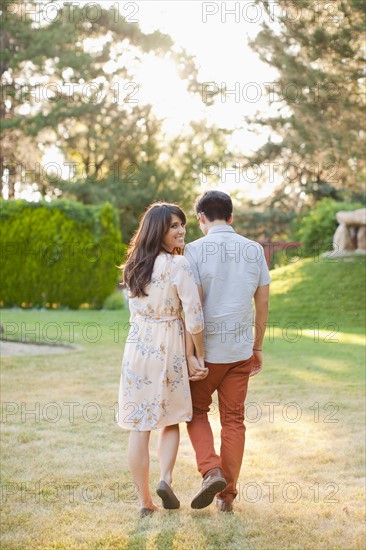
228,214,233,225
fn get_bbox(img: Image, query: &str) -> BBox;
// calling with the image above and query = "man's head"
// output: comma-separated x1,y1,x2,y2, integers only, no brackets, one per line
195,190,233,234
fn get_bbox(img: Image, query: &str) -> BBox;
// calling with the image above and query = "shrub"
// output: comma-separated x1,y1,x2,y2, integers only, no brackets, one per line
294,198,363,257
0,199,125,309
103,290,125,310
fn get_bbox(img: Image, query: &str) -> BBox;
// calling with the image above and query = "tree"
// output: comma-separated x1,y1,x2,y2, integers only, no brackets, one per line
1,0,227,239
54,108,229,240
1,0,174,193
1,0,46,197
247,0,365,207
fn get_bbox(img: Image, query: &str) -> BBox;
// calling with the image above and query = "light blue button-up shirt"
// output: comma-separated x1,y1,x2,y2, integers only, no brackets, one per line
184,225,270,363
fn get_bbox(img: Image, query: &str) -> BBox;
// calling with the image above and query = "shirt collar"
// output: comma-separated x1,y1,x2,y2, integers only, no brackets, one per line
207,225,235,235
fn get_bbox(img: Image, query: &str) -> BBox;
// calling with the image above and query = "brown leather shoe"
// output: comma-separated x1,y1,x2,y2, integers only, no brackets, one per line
216,497,234,513
191,467,227,509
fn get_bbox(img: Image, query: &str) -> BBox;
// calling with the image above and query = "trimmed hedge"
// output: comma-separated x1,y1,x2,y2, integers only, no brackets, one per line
0,199,125,309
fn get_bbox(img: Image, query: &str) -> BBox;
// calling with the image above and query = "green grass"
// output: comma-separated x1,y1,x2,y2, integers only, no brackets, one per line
269,255,365,330
1,257,365,549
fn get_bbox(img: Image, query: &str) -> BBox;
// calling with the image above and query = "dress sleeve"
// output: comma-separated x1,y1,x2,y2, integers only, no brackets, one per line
184,244,201,285
172,256,204,334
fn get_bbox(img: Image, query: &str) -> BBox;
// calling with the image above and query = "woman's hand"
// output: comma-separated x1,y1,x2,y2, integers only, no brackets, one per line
187,355,208,382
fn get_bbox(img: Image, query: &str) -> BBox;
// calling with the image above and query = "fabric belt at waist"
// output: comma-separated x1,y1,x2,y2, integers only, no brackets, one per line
134,315,182,323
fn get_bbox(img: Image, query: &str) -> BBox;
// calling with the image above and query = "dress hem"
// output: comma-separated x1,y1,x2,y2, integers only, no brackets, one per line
116,415,192,432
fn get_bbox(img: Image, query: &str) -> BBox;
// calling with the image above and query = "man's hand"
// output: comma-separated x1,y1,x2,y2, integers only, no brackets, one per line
250,350,263,377
187,355,208,382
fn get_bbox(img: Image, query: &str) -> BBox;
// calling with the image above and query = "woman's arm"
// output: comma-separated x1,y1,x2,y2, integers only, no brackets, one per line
184,283,207,379
185,327,207,380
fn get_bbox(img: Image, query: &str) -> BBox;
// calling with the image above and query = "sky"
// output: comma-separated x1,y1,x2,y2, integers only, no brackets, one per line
131,1,281,199
118,1,279,146
16,1,281,201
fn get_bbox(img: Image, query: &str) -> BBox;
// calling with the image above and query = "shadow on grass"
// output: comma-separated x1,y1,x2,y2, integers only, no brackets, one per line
125,512,182,550
262,333,364,389
123,507,252,550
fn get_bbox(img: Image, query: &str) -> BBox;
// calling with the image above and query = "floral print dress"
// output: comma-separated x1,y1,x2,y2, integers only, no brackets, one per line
117,253,204,431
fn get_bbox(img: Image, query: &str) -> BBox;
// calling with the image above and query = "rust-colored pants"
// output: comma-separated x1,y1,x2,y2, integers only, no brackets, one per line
187,356,253,502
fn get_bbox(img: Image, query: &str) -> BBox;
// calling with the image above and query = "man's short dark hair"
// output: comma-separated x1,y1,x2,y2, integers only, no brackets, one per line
195,190,233,222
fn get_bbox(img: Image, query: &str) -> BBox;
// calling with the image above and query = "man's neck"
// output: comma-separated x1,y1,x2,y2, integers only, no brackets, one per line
202,219,230,235
206,220,229,229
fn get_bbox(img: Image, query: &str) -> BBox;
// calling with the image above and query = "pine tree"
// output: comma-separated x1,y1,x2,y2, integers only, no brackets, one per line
1,0,227,237
247,0,365,206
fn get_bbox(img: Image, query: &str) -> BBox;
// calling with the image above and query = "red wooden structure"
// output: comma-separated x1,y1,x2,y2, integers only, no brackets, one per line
259,241,302,268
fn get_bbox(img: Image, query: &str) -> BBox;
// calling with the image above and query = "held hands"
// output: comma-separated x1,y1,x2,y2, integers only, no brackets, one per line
250,350,263,377
187,355,208,382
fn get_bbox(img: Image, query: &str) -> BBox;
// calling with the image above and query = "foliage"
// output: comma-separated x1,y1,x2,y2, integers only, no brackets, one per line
247,0,366,201
233,204,296,241
1,0,228,240
59,117,230,241
0,199,123,308
270,245,302,270
293,198,364,256
103,290,125,310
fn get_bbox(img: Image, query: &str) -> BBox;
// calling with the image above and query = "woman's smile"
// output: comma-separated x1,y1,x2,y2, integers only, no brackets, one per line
162,214,186,251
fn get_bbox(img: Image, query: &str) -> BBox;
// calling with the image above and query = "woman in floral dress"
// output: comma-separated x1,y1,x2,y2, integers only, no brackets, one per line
117,202,206,516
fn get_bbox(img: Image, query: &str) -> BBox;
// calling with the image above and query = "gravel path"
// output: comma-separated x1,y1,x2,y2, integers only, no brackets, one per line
0,340,81,356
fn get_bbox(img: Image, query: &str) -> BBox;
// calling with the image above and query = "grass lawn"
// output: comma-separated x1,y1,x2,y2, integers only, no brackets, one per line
1,257,365,549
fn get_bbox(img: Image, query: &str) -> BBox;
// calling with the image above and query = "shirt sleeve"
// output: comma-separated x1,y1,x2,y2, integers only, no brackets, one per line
184,244,201,286
172,256,204,334
258,244,271,287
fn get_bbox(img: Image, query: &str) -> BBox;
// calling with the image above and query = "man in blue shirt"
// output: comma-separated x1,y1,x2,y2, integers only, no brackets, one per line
184,190,270,512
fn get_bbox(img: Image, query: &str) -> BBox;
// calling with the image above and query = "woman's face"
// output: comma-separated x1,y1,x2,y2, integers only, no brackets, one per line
161,214,186,252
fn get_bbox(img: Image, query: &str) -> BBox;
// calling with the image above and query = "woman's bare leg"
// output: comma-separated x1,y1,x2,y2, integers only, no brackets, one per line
128,431,157,509
158,424,180,485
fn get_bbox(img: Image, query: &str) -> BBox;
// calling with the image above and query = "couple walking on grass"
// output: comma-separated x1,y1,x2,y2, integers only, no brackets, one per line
116,190,270,516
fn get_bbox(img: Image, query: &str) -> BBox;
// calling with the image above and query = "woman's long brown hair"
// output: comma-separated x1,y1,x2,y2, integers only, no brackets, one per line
121,202,187,298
